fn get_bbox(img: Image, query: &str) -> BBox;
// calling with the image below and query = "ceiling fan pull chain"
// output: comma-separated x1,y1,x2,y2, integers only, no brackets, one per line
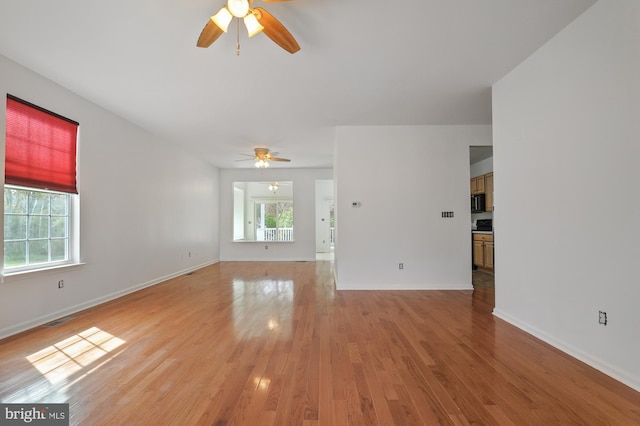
236,18,241,56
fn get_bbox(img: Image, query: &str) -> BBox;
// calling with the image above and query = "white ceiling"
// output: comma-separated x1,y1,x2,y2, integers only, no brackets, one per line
0,0,595,169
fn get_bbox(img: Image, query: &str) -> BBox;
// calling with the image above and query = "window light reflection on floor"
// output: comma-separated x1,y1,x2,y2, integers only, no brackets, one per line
25,327,126,385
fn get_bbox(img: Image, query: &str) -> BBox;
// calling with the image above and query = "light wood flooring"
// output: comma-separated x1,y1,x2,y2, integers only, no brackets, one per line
1,261,639,425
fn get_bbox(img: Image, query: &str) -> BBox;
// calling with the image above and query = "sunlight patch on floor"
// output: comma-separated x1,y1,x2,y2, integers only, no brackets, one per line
25,327,126,385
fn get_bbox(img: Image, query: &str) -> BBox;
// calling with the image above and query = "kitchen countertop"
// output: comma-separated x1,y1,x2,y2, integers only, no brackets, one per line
472,230,493,234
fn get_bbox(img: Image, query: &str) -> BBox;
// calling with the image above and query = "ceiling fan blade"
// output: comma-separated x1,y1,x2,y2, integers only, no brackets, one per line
255,7,300,54
197,19,224,48
270,157,291,162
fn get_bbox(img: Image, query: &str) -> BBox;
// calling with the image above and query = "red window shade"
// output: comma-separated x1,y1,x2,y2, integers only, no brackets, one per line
5,95,78,194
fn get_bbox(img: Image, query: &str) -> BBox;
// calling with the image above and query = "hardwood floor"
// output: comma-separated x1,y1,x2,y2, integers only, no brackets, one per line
1,261,639,425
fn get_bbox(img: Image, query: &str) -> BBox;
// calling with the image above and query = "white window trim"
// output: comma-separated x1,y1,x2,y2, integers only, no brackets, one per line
2,261,86,283
2,187,82,276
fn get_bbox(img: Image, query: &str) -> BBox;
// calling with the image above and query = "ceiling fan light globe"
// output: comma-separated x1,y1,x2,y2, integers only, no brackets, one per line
227,0,249,18
211,7,233,32
244,13,264,37
255,158,269,168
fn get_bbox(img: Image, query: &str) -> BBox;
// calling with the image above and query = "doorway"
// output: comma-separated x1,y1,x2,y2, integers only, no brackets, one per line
315,180,334,261
469,146,494,290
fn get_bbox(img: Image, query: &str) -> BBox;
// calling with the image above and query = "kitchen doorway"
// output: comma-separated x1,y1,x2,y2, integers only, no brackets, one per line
470,146,494,290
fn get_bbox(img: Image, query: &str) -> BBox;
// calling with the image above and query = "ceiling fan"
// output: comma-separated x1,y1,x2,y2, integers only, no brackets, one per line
260,181,290,192
237,147,291,168
197,0,300,54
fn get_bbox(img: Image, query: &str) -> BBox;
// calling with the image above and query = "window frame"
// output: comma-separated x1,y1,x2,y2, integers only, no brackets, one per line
3,184,79,275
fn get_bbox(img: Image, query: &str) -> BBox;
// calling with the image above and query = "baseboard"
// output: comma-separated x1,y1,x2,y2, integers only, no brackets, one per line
0,259,218,341
219,257,317,262
335,283,474,291
493,308,640,393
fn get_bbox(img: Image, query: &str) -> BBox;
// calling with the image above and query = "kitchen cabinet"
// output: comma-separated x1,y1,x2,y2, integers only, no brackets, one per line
485,172,493,212
473,233,494,271
470,175,485,195
484,240,494,269
470,172,493,211
473,239,485,265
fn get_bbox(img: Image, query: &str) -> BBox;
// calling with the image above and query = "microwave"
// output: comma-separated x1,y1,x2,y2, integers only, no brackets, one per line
471,194,486,212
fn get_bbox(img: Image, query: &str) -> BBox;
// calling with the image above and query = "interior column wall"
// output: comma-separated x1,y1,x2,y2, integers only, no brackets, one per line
492,0,640,391
334,125,492,290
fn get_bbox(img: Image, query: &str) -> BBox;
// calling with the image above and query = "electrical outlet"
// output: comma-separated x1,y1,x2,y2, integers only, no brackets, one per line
265,245,268,250
58,280,64,289
399,263,404,270
599,311,607,326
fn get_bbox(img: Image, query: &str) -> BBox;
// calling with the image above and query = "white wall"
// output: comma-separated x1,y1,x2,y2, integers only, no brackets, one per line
492,0,640,391
334,125,492,290
219,168,333,261
0,54,220,339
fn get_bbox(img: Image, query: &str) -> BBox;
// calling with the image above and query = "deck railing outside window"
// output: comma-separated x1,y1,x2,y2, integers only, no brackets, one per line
258,228,294,241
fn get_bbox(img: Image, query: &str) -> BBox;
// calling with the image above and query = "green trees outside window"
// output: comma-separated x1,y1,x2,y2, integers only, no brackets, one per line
4,187,70,268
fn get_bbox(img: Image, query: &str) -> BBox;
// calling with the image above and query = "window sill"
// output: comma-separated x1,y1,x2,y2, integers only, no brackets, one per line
2,262,86,283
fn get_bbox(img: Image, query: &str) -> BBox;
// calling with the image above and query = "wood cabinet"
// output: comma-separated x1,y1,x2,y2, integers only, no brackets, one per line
473,239,485,266
470,172,493,212
484,240,494,269
485,172,493,212
473,233,494,271
470,175,485,195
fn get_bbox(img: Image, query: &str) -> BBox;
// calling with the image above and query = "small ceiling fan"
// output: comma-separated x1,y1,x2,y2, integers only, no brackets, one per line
197,0,300,54
260,181,290,192
236,147,291,168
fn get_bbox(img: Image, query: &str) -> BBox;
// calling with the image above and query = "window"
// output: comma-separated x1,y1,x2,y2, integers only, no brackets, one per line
4,95,78,273
4,186,71,269
255,201,294,241
233,181,294,242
